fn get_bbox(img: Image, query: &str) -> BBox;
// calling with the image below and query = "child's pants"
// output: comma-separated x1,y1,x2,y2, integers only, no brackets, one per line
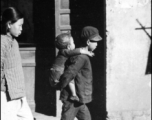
1,91,33,120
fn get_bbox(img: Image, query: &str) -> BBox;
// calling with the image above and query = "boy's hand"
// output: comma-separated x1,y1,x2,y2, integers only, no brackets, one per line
80,48,95,57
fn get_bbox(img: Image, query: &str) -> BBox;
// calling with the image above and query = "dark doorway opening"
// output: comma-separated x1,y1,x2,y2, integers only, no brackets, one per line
33,0,107,119
33,0,56,116
69,1,107,120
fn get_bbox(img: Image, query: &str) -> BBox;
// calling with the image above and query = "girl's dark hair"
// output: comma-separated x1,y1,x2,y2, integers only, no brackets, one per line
1,7,24,34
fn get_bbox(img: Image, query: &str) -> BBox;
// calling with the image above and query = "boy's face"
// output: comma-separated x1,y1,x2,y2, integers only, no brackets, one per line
88,40,98,51
68,37,75,50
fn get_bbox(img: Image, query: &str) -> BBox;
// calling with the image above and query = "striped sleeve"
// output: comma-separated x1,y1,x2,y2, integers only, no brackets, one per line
1,36,10,82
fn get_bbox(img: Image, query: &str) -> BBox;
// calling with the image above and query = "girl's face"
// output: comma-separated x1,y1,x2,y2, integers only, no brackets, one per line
8,18,24,37
68,37,75,50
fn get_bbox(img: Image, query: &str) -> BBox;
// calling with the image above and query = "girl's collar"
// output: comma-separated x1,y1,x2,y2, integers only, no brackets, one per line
6,33,14,40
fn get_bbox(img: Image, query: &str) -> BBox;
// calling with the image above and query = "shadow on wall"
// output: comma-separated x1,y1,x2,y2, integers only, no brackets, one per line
70,1,107,120
33,0,56,116
135,19,151,74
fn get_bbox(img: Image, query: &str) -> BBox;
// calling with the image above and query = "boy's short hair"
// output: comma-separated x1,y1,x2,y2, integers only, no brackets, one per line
55,33,71,49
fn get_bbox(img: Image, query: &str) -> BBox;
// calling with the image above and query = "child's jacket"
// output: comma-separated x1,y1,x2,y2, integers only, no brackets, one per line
49,49,80,87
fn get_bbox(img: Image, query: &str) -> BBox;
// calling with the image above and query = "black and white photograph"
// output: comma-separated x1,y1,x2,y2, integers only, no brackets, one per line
1,0,151,120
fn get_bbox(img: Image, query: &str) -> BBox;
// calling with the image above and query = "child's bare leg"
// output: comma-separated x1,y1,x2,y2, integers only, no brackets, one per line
69,80,79,101
69,82,76,96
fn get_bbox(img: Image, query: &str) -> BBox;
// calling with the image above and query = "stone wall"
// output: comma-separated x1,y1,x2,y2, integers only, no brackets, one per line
20,47,36,110
106,0,151,120
107,110,151,120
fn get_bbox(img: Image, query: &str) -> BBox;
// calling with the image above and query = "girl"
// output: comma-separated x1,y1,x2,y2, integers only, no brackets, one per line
1,7,33,120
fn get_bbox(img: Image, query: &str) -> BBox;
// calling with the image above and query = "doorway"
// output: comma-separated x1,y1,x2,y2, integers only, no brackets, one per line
69,1,107,120
34,0,107,119
55,0,107,119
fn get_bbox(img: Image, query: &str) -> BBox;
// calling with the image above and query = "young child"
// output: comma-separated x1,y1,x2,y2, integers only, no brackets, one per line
49,33,94,101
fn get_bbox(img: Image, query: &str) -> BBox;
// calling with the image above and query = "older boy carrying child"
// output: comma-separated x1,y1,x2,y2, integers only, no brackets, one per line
49,33,94,101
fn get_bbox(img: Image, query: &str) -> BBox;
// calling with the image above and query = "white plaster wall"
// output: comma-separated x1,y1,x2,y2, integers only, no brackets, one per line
106,0,151,112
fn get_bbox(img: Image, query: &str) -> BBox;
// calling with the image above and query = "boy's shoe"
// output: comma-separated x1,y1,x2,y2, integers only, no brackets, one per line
70,96,79,101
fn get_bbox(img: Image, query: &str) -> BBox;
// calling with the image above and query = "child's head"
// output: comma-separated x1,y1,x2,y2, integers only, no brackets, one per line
55,33,75,50
81,26,102,51
1,7,24,36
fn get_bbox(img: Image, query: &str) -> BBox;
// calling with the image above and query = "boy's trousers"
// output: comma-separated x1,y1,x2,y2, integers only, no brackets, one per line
1,91,33,120
61,100,91,120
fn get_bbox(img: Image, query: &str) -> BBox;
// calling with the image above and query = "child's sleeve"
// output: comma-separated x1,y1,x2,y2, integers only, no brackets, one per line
62,48,81,57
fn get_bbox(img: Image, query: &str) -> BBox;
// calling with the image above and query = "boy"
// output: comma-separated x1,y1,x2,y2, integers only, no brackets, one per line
49,33,94,101
60,26,102,120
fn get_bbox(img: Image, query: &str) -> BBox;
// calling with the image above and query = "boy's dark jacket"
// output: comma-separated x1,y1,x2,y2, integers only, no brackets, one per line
60,54,93,104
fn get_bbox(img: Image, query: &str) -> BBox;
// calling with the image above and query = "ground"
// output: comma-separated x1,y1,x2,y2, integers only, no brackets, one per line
33,112,60,120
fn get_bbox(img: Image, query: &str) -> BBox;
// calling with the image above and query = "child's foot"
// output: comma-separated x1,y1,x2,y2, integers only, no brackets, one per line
70,96,79,101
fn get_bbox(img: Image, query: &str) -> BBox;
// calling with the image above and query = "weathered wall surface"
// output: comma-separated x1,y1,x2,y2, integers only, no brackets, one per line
106,0,151,120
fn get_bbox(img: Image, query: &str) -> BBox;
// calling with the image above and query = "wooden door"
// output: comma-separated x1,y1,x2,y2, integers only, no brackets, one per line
55,0,71,37
55,0,72,118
